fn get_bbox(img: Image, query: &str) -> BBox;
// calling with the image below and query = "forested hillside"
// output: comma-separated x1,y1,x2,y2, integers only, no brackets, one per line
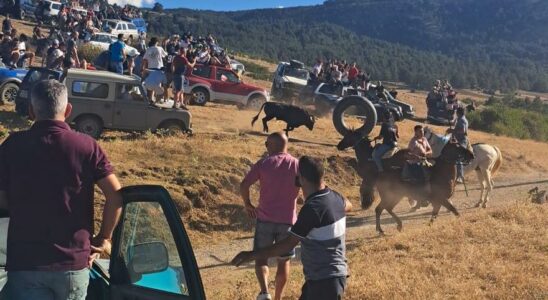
145,0,548,92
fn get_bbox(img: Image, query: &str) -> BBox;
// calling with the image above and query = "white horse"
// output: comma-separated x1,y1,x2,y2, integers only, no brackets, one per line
424,127,503,208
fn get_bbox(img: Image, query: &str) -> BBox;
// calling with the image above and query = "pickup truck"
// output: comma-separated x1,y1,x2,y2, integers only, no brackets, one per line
0,185,206,300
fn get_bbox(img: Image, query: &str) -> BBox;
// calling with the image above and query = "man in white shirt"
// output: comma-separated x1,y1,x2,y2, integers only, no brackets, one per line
142,37,168,103
142,37,167,70
15,34,34,67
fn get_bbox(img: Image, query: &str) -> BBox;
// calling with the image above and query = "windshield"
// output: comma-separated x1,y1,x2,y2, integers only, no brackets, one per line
283,67,308,80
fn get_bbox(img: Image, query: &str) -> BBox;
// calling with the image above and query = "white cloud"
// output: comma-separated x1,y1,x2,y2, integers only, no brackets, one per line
277,6,285,9
107,0,154,7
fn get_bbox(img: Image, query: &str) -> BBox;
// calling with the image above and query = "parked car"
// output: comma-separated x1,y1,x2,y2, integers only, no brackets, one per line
0,66,28,105
15,68,192,138
0,185,207,299
185,64,269,109
78,33,140,56
102,19,139,43
271,60,310,100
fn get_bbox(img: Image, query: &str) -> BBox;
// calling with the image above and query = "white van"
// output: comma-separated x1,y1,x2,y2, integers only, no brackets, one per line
102,19,139,43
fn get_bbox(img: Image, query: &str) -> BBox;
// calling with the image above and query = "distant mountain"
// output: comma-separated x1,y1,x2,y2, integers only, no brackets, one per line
145,0,548,92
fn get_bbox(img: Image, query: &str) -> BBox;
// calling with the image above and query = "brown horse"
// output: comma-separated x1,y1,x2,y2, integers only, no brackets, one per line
337,130,474,234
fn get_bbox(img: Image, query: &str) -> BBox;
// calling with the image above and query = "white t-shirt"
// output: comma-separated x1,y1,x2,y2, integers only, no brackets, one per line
18,41,26,52
143,45,167,69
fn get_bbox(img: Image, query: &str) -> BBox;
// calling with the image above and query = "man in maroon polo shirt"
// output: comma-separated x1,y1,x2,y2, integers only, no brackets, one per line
0,79,123,300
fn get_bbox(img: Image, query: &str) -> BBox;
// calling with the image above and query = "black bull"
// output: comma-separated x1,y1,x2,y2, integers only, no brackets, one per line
251,102,315,136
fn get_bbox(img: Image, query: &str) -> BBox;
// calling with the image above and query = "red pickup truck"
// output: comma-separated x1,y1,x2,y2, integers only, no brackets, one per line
185,64,269,109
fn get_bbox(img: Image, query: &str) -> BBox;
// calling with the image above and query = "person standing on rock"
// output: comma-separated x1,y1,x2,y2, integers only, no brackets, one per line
239,132,300,300
233,156,352,300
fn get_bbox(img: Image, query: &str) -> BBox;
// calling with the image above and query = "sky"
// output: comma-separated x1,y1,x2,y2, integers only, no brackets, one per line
143,0,325,11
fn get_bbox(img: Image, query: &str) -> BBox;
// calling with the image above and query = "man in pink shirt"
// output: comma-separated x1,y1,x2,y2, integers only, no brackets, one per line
240,132,299,300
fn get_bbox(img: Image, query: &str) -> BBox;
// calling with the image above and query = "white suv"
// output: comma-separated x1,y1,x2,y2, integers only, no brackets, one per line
103,19,139,43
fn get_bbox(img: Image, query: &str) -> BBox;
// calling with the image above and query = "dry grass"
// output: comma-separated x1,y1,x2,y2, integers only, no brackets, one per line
206,202,548,299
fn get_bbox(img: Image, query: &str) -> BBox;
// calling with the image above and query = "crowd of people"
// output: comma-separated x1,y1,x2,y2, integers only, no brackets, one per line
1,15,35,68
310,59,370,90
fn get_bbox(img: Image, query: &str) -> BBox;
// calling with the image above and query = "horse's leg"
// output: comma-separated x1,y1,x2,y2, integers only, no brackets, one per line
430,201,442,224
375,202,385,235
440,197,459,217
386,207,403,232
474,169,485,208
481,169,493,208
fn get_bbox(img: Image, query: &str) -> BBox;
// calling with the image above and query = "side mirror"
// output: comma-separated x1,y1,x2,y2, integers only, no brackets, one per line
128,242,169,275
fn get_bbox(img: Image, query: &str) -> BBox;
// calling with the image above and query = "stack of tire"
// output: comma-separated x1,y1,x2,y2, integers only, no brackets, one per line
332,95,377,137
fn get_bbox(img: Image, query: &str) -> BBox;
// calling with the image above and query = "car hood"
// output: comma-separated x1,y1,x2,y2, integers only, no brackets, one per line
281,76,307,86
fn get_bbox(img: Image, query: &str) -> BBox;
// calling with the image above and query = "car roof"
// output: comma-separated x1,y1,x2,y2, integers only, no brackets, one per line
104,19,132,24
67,69,140,84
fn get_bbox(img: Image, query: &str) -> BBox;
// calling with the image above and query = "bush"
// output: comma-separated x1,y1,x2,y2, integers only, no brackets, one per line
78,44,104,64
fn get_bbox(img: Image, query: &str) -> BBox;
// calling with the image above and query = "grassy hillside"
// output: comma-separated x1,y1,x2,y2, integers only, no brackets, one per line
144,0,548,92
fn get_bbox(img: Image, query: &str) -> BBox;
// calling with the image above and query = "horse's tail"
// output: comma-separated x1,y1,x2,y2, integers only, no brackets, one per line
251,102,267,127
360,178,377,210
491,146,503,175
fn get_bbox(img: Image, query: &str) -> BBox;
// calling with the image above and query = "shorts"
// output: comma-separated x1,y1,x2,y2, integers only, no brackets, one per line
173,74,184,92
143,69,166,95
253,220,295,259
299,276,347,300
63,58,74,69
109,61,124,74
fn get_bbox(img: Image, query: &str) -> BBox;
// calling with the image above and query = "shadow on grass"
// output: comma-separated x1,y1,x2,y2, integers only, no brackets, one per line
244,130,337,147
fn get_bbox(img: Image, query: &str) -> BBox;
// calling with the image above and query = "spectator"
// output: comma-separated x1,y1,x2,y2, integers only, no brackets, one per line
15,34,35,67
109,33,126,75
45,39,64,69
312,59,322,78
163,35,180,102
0,79,123,300
61,31,80,81
2,15,11,36
239,132,300,300
196,45,210,64
233,155,352,300
171,47,194,109
348,62,359,86
142,37,167,102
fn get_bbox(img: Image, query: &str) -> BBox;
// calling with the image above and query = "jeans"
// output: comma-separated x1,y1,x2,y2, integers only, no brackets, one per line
110,61,124,74
372,144,393,172
1,269,89,300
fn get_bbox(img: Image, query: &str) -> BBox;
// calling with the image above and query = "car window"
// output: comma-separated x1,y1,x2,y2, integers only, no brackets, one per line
128,23,136,30
118,202,190,296
216,70,239,83
117,84,146,102
122,24,127,30
192,65,210,78
116,24,122,30
72,81,109,99
51,3,60,10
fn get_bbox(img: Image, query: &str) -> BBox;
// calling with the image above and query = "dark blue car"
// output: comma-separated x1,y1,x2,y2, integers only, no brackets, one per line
1,185,206,300
0,66,28,105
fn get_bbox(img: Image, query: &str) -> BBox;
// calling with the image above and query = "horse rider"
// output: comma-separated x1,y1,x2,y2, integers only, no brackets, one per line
372,110,398,173
447,106,469,183
404,125,433,187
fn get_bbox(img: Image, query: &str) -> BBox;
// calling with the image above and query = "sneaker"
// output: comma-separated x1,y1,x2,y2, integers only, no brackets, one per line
256,292,272,300
456,177,464,184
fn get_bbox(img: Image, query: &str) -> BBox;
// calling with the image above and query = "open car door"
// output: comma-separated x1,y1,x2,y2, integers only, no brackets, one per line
108,185,205,300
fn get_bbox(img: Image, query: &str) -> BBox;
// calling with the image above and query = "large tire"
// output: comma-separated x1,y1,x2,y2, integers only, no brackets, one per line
75,115,103,139
191,87,209,106
159,120,186,135
333,95,377,137
246,95,266,110
0,83,19,106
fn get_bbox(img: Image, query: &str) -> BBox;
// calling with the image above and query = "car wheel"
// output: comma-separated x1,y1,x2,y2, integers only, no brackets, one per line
159,120,186,135
75,116,103,139
191,88,209,106
0,83,19,106
246,95,266,110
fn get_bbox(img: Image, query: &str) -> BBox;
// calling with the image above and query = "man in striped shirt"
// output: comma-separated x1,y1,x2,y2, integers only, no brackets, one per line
233,156,352,300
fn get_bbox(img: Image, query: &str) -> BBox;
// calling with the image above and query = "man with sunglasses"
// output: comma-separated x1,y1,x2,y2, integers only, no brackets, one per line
240,132,299,300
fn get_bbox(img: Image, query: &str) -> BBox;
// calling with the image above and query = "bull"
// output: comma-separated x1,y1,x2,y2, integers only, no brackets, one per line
251,102,315,136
